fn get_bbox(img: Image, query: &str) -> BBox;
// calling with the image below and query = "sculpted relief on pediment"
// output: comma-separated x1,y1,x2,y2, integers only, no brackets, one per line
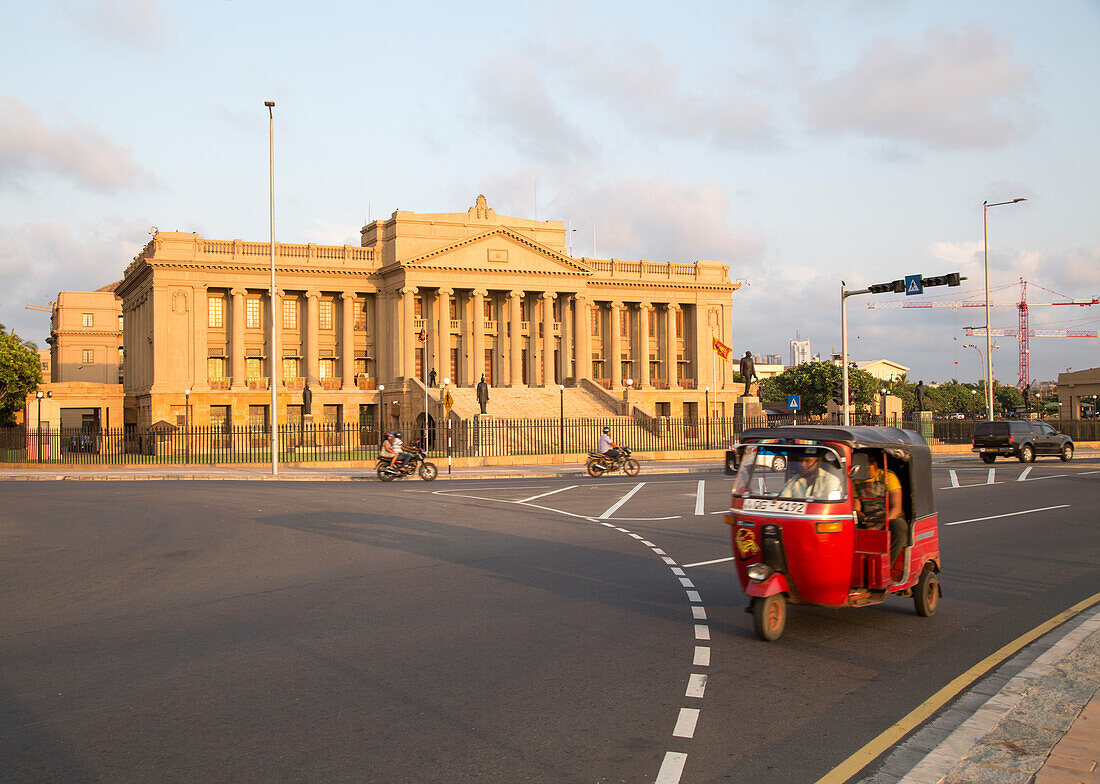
402,229,590,276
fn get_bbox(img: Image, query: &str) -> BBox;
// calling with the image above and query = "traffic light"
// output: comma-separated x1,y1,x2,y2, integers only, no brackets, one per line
831,378,844,403
868,279,905,294
922,272,963,288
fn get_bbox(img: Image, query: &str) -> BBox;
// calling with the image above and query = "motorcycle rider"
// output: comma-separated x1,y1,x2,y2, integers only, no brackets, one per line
380,431,397,467
597,426,621,465
388,430,408,473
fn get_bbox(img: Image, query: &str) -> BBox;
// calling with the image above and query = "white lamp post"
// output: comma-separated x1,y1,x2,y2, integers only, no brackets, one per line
982,198,1026,421
265,100,278,475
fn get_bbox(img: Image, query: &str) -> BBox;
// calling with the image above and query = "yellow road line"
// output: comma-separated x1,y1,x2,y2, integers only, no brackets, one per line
815,590,1100,784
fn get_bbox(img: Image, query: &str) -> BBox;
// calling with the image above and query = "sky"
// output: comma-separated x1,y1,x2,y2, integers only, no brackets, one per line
2,0,1098,384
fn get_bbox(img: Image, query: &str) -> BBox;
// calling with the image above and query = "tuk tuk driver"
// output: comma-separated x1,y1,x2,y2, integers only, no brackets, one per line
780,448,843,500
854,453,907,568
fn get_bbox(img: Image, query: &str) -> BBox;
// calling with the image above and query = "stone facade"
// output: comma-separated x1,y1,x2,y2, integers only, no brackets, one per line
114,196,742,428
47,287,123,385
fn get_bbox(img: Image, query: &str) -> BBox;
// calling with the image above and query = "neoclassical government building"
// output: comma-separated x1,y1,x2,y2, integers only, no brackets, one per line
115,196,742,429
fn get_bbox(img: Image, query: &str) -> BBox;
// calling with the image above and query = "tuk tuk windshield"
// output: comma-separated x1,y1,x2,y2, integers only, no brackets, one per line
732,444,847,502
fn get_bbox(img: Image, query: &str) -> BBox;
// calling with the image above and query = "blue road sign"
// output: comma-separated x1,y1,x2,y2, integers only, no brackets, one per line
905,274,923,296
787,394,800,411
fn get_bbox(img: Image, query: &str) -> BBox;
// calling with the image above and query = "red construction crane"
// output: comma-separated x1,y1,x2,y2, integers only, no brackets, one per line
867,279,1098,385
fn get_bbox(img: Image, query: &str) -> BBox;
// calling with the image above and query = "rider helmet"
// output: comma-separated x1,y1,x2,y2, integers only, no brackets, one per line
602,426,611,434
394,430,404,439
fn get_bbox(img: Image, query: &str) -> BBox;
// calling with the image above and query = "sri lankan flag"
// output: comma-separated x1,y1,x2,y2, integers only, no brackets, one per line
713,337,732,362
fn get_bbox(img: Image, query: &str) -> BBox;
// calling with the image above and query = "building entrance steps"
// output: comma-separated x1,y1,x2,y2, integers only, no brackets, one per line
438,386,620,420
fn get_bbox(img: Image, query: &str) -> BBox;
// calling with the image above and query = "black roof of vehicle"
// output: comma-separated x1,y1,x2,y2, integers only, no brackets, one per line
738,425,935,519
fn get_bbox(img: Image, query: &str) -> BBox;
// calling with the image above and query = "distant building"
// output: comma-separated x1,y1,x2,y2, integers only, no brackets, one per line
764,353,782,366
47,286,123,384
790,338,811,366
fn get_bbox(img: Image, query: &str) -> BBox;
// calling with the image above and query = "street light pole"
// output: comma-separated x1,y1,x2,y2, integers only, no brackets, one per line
558,384,565,456
265,100,278,476
184,388,191,462
982,197,1026,421
36,391,43,463
704,386,710,448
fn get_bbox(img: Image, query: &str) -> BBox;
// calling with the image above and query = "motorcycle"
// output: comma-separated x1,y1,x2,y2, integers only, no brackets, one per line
376,440,438,481
585,447,640,477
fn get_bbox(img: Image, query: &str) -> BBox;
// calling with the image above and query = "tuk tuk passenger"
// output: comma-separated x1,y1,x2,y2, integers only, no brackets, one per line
854,452,907,568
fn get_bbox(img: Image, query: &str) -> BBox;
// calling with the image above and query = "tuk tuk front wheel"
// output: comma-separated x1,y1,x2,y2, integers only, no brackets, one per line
914,565,940,617
752,594,787,641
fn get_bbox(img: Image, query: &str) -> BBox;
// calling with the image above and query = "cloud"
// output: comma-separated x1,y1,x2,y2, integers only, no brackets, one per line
54,0,163,48
476,54,596,165
0,219,148,344
551,177,765,265
0,95,155,193
556,37,778,150
803,25,1033,150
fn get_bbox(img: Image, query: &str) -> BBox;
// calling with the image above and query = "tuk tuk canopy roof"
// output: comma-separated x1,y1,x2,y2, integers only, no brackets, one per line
738,426,935,520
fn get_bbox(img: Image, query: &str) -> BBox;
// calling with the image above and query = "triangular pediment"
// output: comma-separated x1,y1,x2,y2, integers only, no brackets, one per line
399,226,592,275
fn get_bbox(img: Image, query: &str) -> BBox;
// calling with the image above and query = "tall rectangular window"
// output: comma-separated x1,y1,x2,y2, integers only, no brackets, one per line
118,314,124,331
353,298,367,330
282,357,299,380
620,310,628,336
319,300,334,331
282,298,297,330
82,349,94,364
246,357,262,379
484,300,493,319
246,298,262,329
414,297,423,318
208,356,226,379
449,299,458,320
208,297,224,328
82,313,93,327
591,309,599,336
675,309,683,338
319,358,336,379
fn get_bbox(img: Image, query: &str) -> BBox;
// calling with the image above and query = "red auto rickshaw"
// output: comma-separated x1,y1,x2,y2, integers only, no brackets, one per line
724,426,942,641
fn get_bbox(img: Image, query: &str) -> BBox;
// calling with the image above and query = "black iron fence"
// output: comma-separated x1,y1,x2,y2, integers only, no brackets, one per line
2,416,1097,465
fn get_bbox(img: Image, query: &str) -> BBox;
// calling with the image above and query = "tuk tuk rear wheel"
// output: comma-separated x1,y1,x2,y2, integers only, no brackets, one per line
752,595,787,641
914,565,940,617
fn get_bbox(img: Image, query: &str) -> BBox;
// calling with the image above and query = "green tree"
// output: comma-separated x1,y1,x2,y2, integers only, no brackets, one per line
758,361,877,415
0,326,43,426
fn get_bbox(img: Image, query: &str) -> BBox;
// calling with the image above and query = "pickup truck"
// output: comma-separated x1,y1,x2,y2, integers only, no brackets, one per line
972,420,1073,463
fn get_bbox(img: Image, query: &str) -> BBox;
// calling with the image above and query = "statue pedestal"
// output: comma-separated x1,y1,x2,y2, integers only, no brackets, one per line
302,413,316,447
916,409,933,438
474,414,493,457
734,395,764,422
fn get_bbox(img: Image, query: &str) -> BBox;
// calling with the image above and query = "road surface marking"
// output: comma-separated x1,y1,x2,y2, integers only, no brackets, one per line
680,578,695,588
683,556,734,568
600,482,645,518
813,590,1100,784
1021,474,1068,482
694,624,710,640
673,708,700,738
693,646,710,666
691,606,707,620
662,557,677,565
685,674,707,698
1017,467,1032,481
652,548,667,555
516,485,577,503
655,752,687,784
671,567,685,576
1081,470,1100,475
686,590,701,602
987,468,996,484
945,504,1070,526
695,479,705,515
641,540,655,547
949,470,960,487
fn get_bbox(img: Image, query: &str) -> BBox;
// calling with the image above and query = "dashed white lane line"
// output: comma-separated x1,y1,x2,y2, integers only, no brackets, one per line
694,480,705,516
691,606,707,620
950,470,960,487
679,577,695,588
1018,467,1032,481
945,504,1070,526
685,674,707,699
693,647,710,666
694,624,710,640
987,468,996,484
655,752,688,784
673,708,700,738
600,482,645,519
516,485,578,503
683,556,734,568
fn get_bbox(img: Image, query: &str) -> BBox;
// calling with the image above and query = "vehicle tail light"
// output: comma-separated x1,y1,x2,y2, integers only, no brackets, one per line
1008,435,1014,444
815,521,843,533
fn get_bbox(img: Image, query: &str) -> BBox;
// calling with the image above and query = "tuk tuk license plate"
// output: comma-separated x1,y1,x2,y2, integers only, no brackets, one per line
742,499,807,514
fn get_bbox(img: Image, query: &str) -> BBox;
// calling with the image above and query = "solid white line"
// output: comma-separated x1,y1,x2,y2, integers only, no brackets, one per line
987,468,996,484
693,646,710,666
940,482,1005,490
1021,474,1069,482
673,708,700,738
695,479,705,515
945,504,1070,526
686,673,707,698
516,485,577,503
655,751,688,784
1017,467,1032,482
683,556,735,568
600,482,645,519
694,624,710,640
949,470,959,487
691,606,707,620
1082,470,1100,475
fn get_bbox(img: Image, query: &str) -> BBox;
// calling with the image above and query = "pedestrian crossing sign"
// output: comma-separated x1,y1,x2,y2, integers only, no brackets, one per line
443,390,454,412
905,274,923,296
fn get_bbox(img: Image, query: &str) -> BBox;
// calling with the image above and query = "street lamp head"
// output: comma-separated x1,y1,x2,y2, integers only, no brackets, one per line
626,378,634,387
185,388,191,396
705,386,710,392
442,377,450,386
264,100,275,107
558,384,564,391
378,384,384,392
36,391,43,399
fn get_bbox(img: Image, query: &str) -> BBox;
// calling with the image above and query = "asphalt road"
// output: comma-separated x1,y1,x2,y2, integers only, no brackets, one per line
1,456,1098,783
